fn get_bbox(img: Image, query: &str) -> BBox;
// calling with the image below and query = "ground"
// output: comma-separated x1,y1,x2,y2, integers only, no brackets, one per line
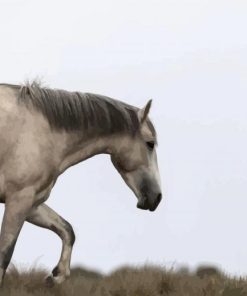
1,264,247,296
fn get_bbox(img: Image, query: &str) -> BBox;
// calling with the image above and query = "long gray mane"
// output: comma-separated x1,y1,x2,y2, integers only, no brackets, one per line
18,82,140,135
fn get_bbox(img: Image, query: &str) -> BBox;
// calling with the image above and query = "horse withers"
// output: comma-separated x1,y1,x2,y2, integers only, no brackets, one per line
0,82,162,285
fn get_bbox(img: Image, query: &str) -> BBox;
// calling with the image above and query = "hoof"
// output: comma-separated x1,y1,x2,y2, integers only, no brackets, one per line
45,275,55,288
45,274,67,286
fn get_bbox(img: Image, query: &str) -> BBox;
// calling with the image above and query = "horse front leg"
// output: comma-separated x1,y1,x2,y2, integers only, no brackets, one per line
26,203,75,285
0,188,35,286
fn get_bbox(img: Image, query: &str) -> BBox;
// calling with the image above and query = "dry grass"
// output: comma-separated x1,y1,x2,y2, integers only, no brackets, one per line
1,264,247,296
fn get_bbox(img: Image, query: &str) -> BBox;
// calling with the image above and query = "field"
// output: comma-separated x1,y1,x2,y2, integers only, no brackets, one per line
1,265,247,296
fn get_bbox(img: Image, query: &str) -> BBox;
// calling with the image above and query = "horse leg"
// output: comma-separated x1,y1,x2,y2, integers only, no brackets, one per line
26,203,75,285
0,189,35,286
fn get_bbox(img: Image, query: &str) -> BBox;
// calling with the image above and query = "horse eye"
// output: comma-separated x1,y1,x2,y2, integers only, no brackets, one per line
146,141,155,150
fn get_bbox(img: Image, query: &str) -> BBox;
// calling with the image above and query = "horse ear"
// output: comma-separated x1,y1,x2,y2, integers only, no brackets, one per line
138,99,152,123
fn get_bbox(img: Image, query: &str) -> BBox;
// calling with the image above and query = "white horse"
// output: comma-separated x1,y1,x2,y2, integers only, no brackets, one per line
0,82,162,286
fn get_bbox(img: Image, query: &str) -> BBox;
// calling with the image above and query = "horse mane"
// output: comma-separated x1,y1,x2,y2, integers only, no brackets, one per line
18,81,141,136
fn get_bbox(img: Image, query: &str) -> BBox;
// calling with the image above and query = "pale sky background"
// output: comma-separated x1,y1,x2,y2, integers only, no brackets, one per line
0,0,247,276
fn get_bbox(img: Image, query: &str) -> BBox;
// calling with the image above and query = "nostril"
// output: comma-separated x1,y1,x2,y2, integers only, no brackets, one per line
156,193,162,204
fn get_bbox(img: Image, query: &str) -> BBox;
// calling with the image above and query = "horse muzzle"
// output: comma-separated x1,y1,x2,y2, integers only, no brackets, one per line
137,193,162,212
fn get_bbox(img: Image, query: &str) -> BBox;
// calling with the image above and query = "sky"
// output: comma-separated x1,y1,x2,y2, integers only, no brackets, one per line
0,0,247,276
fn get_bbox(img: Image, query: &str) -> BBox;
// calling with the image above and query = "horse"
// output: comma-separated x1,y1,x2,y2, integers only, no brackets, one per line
0,82,162,286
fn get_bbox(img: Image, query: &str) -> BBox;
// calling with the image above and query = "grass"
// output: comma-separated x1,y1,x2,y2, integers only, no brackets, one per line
1,264,247,296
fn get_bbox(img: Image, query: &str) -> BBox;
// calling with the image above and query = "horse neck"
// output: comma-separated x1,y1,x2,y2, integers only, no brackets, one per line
58,130,127,173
